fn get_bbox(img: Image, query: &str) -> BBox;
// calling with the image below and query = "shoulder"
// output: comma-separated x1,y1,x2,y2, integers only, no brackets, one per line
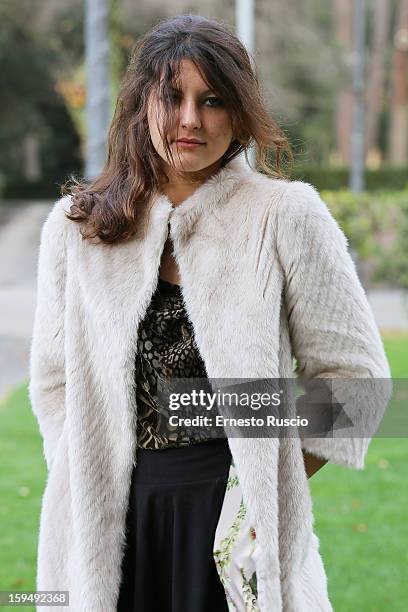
243,171,331,218
41,194,77,238
263,177,332,219
39,194,75,257
279,180,333,219
234,171,346,247
268,178,346,241
268,179,349,254
43,194,73,229
233,172,343,248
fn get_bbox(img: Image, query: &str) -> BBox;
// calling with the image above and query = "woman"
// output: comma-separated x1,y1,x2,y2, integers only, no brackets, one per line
29,14,391,612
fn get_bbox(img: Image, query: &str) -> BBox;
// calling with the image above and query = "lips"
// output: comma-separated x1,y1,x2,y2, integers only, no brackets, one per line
175,138,205,144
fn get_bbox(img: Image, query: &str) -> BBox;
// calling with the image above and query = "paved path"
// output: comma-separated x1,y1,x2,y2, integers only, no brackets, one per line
367,289,408,333
0,202,53,402
0,202,407,402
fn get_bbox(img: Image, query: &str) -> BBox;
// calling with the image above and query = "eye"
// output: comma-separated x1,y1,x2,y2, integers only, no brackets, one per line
169,92,181,103
204,96,223,108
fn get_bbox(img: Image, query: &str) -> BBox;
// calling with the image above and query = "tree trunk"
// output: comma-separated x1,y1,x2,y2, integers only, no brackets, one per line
22,133,41,181
388,0,408,163
365,0,391,161
333,0,354,165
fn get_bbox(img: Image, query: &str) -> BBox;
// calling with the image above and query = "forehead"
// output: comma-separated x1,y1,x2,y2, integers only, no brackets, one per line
158,58,212,91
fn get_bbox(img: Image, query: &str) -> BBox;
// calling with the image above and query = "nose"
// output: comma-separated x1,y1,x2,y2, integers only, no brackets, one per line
179,99,201,130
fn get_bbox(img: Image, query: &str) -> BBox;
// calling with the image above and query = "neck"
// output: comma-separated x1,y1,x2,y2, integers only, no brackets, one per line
158,158,223,206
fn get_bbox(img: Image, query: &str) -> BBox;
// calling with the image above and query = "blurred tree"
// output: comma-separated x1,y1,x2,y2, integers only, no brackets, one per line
2,0,405,183
256,0,342,165
110,0,128,102
0,1,81,197
0,5,49,160
365,0,392,164
121,0,234,27
332,0,353,165
388,0,408,162
30,0,86,142
30,0,133,142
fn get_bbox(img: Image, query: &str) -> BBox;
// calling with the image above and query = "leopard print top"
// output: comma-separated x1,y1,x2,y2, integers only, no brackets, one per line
135,276,224,449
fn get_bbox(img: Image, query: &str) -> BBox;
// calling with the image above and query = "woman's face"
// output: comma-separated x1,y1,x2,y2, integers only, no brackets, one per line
147,58,233,175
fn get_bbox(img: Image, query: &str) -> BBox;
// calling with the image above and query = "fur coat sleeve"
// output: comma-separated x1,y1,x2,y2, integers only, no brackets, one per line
28,200,68,473
276,181,392,470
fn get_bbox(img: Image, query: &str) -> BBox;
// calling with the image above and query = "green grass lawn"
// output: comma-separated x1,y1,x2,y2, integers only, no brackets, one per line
309,332,408,611
0,333,407,611
0,383,45,612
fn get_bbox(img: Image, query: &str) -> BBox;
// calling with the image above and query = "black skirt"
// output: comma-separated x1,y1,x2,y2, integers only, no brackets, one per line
117,438,232,612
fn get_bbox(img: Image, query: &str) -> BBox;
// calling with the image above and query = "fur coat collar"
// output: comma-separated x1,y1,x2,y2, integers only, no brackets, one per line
29,154,391,611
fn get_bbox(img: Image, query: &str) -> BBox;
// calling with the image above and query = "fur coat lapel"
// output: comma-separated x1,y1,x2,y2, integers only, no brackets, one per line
29,154,391,611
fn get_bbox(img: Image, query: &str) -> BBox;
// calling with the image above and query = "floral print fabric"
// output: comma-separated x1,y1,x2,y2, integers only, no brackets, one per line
213,459,259,611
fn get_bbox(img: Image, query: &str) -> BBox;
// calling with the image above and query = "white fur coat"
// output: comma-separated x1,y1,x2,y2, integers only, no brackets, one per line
28,155,392,611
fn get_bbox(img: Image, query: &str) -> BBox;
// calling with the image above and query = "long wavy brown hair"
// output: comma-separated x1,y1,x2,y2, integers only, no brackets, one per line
62,13,293,244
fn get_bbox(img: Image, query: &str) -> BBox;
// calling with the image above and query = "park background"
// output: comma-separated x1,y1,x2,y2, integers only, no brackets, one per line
0,0,407,610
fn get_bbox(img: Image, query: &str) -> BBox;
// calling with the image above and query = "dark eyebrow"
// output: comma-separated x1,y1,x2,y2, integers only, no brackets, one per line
170,87,216,96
